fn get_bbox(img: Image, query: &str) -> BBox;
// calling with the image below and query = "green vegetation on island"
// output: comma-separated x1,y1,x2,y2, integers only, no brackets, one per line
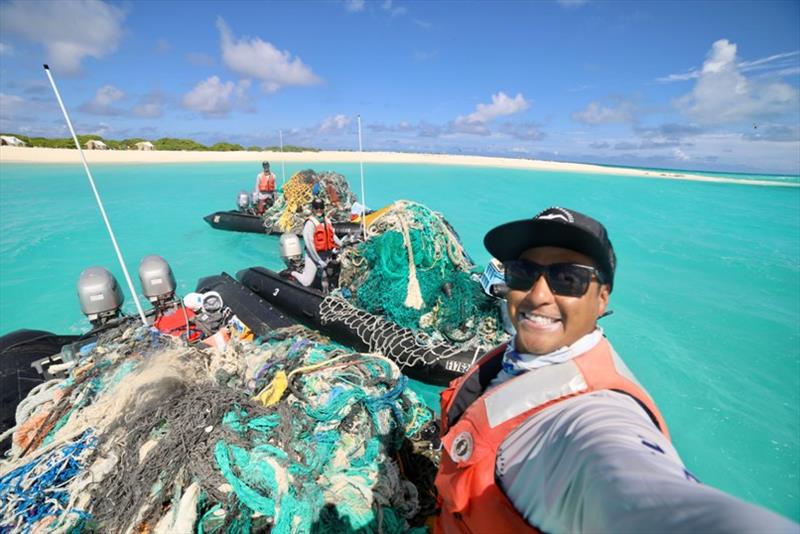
1,133,319,152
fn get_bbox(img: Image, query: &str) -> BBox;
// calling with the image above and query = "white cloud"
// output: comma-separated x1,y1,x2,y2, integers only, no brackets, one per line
413,19,432,29
318,114,352,133
382,0,407,16
0,43,11,55
131,92,164,118
344,0,365,12
675,39,800,125
672,148,690,161
182,76,250,117
216,17,321,93
571,101,635,125
79,85,125,115
456,92,530,124
0,0,126,74
657,48,800,83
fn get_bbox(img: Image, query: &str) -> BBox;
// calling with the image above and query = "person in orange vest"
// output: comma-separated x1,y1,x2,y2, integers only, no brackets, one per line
435,207,797,533
302,197,342,292
254,161,276,215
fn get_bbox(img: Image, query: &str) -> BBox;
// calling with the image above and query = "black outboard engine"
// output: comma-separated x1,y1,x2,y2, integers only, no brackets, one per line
138,254,177,312
77,266,124,326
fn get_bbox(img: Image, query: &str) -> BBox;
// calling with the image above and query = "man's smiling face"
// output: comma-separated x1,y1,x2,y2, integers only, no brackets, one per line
507,246,609,355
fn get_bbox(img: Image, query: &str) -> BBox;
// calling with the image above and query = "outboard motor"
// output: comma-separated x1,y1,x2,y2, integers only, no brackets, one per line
138,254,177,310
237,190,250,212
279,233,304,271
77,267,124,326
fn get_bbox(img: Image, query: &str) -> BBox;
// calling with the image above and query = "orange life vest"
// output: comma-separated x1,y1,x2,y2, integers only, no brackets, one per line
310,216,336,252
258,171,275,193
434,337,669,534
154,305,200,341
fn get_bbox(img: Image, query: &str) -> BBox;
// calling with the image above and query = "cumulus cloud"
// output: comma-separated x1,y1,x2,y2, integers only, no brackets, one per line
182,76,250,117
657,50,800,83
131,92,164,118
456,92,530,125
154,38,170,55
571,101,636,125
318,114,352,133
675,39,799,124
744,124,800,142
344,0,365,12
217,17,321,93
79,85,125,116
0,0,126,74
0,43,11,55
673,148,690,161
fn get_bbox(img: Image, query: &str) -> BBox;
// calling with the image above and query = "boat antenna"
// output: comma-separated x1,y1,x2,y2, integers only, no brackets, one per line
357,114,367,241
279,129,286,186
43,64,148,327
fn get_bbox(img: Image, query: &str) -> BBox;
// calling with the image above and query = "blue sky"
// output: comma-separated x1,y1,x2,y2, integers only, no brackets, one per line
1,0,798,174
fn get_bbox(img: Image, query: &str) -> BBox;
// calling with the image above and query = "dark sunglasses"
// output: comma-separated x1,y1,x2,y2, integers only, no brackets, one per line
503,260,606,297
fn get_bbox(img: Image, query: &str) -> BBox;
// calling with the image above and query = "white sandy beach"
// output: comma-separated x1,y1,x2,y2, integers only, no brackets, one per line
0,146,794,187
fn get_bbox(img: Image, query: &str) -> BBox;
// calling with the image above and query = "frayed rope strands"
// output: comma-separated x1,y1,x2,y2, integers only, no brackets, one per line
0,431,96,533
261,169,358,234
4,321,438,533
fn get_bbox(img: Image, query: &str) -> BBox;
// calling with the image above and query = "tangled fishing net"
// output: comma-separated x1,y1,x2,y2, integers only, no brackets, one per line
338,200,505,348
262,170,357,234
0,320,439,533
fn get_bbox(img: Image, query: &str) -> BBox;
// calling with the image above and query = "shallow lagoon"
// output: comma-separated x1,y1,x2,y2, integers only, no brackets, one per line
1,161,798,519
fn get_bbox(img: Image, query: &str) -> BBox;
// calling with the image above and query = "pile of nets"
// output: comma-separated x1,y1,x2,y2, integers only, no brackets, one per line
0,321,439,533
338,200,504,348
262,170,358,234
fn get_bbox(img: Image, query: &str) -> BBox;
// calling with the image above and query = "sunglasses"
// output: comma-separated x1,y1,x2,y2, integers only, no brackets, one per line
503,260,605,297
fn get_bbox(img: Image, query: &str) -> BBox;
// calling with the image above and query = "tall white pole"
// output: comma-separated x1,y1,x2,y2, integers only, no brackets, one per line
279,129,286,186
43,64,148,327
357,115,366,240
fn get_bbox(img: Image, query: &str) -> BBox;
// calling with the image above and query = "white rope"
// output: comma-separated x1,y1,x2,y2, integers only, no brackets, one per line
43,65,148,326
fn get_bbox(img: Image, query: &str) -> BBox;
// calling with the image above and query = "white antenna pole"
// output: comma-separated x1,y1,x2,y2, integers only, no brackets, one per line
43,64,148,327
357,115,366,240
279,129,286,186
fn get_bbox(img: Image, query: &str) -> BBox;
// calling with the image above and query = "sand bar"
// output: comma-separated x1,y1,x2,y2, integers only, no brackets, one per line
1,146,796,187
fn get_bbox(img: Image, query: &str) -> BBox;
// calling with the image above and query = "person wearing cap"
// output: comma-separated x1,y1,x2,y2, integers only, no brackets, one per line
254,161,276,215
434,207,797,533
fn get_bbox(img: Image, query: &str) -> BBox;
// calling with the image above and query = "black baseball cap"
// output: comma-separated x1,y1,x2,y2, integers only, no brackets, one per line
484,206,617,291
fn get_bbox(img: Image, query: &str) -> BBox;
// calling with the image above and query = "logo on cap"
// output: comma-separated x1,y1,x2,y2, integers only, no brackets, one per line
535,206,574,223
450,431,474,463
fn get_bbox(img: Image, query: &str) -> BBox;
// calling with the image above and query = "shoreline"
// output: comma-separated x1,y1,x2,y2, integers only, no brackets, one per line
1,146,796,187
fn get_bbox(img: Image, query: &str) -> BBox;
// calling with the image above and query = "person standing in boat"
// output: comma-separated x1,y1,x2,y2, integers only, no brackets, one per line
254,161,276,215
302,197,343,293
434,206,797,533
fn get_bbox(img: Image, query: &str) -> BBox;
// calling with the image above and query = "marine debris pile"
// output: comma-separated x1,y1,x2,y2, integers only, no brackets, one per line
0,321,439,533
337,200,505,348
263,170,357,234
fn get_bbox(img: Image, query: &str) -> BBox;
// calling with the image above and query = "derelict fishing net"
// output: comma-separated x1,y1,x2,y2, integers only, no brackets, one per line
338,200,505,348
261,169,358,234
0,321,439,533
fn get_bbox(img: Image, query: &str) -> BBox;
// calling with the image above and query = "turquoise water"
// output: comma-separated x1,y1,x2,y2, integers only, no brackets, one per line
1,161,798,520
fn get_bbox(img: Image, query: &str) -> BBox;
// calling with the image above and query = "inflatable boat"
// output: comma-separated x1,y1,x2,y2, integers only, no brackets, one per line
236,266,479,386
203,210,363,237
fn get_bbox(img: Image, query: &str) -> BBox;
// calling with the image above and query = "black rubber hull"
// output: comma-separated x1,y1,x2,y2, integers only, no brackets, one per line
196,272,297,336
203,210,363,238
0,330,80,450
236,266,476,385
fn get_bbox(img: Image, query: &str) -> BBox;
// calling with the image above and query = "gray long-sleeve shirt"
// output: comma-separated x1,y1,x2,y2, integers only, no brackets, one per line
496,390,798,533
